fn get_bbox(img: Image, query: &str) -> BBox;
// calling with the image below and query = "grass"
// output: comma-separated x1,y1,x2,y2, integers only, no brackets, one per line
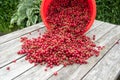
0,0,120,34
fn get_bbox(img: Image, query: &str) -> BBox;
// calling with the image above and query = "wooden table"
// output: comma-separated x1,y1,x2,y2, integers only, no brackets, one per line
0,20,120,80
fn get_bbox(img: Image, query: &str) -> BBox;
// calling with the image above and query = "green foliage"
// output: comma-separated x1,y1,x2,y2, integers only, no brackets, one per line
0,0,19,33
96,0,120,25
10,0,42,29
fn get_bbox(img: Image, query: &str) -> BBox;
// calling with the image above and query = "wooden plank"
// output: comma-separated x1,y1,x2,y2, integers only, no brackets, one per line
12,65,63,80
0,23,44,45
83,40,120,80
0,28,45,51
61,25,120,80
86,20,104,33
93,20,104,26
0,58,34,80
86,22,116,40
0,28,46,68
12,22,113,80
48,23,117,80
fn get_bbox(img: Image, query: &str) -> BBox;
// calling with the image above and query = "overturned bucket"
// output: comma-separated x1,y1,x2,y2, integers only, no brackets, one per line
40,0,96,34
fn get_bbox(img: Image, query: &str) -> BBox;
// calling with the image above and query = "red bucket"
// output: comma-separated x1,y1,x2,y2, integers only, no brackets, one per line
40,0,96,34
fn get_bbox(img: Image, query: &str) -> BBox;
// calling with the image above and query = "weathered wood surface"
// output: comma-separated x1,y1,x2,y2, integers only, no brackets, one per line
0,20,102,68
0,28,46,68
48,23,119,80
83,40,120,80
0,20,120,80
1,21,103,79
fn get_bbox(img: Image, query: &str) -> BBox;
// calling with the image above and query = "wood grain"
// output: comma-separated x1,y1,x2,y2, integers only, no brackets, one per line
82,40,120,80
12,65,63,80
0,58,34,80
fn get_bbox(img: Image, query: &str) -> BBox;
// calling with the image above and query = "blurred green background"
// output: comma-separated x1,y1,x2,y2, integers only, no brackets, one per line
0,0,120,34
0,0,19,34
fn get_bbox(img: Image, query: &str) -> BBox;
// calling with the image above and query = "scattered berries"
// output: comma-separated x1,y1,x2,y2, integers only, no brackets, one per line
44,68,47,71
93,35,96,40
34,63,38,67
17,0,102,69
12,59,17,63
6,67,10,70
116,40,119,44
53,71,58,76
29,32,31,35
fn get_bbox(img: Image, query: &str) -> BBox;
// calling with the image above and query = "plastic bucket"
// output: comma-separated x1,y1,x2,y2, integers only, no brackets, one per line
40,0,96,34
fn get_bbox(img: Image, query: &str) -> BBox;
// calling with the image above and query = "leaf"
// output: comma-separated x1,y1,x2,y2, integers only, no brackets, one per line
10,0,42,28
26,20,31,27
31,15,38,24
26,8,33,19
17,15,26,26
10,14,18,24
9,25,14,28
